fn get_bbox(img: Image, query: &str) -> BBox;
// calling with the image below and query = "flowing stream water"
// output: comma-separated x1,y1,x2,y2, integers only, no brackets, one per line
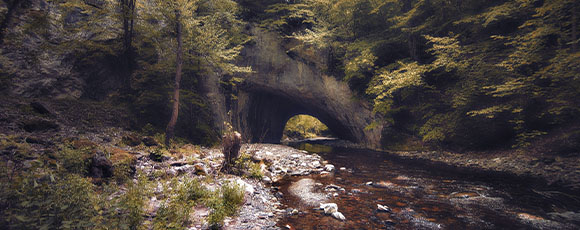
275,142,580,229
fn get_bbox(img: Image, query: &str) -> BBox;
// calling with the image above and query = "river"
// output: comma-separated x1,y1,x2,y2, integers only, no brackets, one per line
274,142,580,229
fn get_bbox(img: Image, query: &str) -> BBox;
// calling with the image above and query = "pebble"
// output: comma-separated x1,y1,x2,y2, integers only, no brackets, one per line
377,204,391,212
262,176,272,183
311,161,321,168
319,203,338,214
332,211,346,221
291,209,299,215
275,191,284,199
324,164,335,172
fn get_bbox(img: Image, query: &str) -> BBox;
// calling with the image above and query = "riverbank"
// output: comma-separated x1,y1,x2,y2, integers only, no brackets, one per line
385,149,580,191
0,97,330,229
290,138,580,193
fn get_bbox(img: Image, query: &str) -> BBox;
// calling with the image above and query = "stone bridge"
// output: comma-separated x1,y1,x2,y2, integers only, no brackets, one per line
227,27,383,148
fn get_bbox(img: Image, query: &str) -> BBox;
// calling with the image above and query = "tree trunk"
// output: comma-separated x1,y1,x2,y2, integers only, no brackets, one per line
120,0,135,53
119,0,136,90
0,0,23,45
572,3,578,52
165,10,183,147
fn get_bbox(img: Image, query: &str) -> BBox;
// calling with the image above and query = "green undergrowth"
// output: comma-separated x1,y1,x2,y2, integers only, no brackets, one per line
0,163,150,230
153,178,245,230
0,134,246,229
206,182,245,229
234,153,264,180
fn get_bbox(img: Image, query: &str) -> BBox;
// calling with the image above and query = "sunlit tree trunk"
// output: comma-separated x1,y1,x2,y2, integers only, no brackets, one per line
165,10,183,147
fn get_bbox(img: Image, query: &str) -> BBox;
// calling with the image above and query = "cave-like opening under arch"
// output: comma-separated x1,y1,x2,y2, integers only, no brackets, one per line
238,91,357,144
281,114,335,141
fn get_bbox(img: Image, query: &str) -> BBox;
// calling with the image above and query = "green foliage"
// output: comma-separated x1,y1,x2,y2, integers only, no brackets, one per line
368,61,428,109
153,178,208,230
149,147,167,162
57,144,92,175
283,115,330,140
234,153,263,179
113,158,136,184
93,175,150,230
151,178,243,230
205,182,244,229
418,113,456,143
130,0,249,146
1,171,97,229
353,0,580,149
0,143,149,230
0,135,32,162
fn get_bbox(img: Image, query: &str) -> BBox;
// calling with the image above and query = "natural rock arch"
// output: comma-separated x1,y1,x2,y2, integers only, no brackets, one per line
228,27,384,148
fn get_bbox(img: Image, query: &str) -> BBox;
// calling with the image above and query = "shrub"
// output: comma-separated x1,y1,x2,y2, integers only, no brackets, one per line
234,153,263,179
0,135,32,162
118,179,148,230
113,157,136,184
153,178,209,230
93,174,150,230
206,182,244,229
57,144,92,175
1,173,97,229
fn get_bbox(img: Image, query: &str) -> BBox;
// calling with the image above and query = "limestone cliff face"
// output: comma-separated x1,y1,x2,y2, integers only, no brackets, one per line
231,26,383,148
1,0,123,99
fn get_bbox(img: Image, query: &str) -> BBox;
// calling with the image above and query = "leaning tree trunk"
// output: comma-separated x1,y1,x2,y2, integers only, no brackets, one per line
165,10,183,147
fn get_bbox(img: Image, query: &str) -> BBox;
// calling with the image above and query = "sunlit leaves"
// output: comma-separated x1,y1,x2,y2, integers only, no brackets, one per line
425,35,468,71
367,61,427,116
345,48,377,81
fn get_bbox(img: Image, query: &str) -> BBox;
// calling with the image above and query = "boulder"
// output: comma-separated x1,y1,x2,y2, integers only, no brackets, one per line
194,163,207,175
20,119,59,132
142,136,158,146
122,134,141,146
89,151,113,178
30,101,51,115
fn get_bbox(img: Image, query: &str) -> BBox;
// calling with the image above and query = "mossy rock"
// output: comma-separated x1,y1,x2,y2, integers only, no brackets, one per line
106,147,137,183
142,136,158,146
71,139,99,150
19,119,59,132
107,147,136,163
122,134,142,147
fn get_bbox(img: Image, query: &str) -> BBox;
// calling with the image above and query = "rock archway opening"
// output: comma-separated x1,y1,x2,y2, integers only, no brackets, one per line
239,91,358,144
281,114,335,142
